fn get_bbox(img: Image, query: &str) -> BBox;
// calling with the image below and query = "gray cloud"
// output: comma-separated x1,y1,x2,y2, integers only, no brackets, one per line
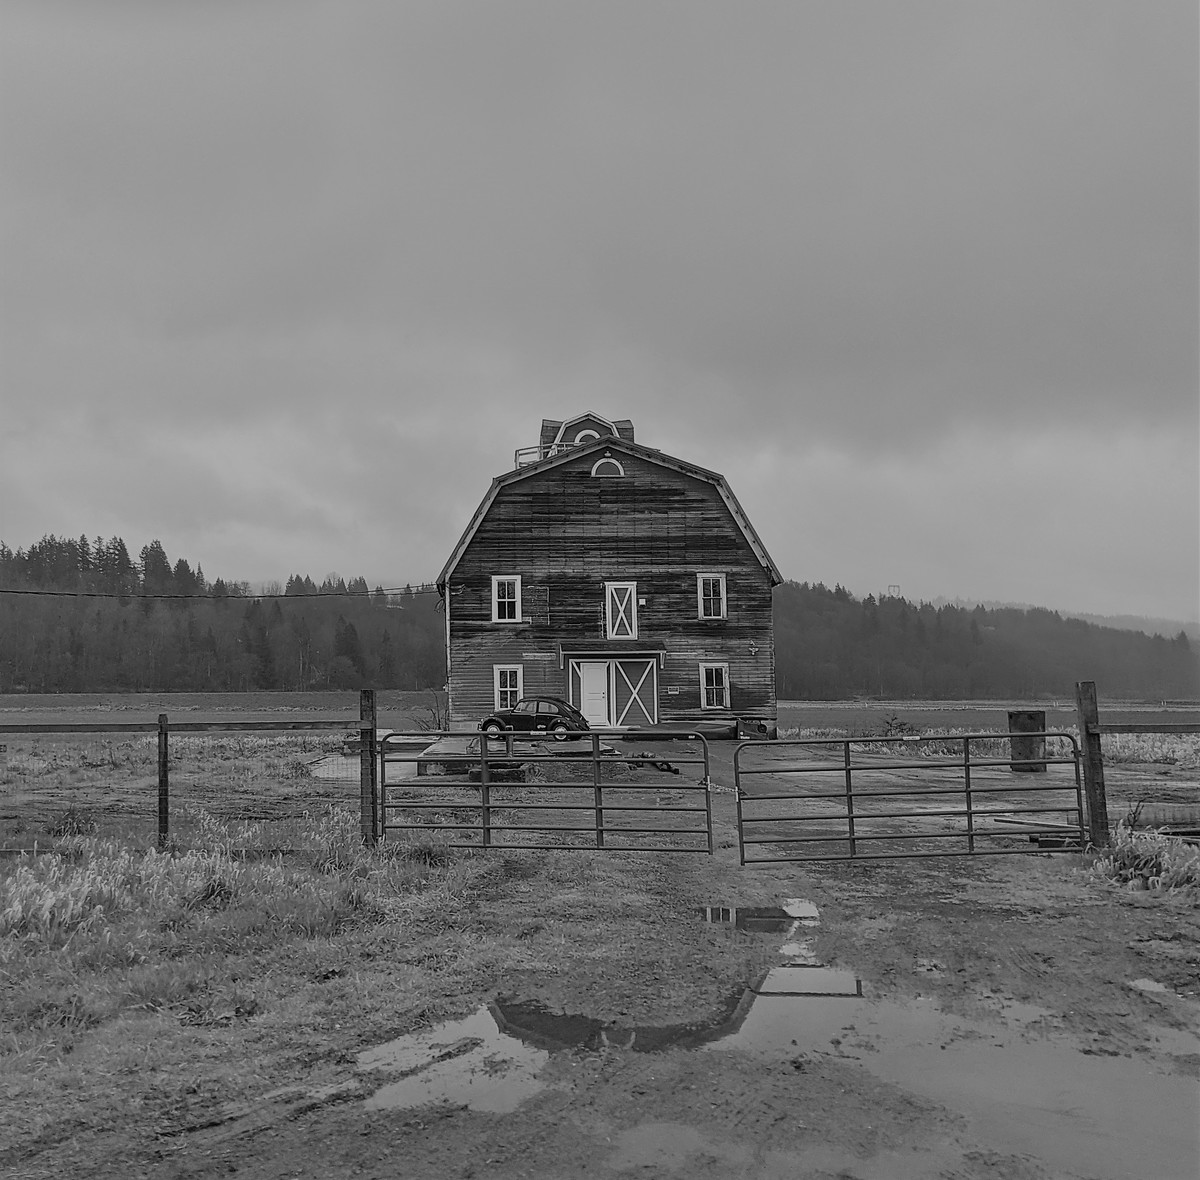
2,1,1196,618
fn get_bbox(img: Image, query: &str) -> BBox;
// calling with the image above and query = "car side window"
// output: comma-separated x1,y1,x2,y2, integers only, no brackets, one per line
515,700,535,713
537,702,556,715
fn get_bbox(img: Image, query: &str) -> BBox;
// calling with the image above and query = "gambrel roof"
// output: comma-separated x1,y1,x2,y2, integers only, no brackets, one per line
538,413,635,449
438,435,783,589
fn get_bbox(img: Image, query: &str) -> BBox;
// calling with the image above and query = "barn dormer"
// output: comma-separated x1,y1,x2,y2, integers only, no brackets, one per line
515,412,636,467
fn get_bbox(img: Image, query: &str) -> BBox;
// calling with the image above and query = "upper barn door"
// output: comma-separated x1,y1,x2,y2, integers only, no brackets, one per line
605,583,637,639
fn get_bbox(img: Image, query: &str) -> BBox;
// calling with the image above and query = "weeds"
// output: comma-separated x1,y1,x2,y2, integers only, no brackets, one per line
1091,820,1200,891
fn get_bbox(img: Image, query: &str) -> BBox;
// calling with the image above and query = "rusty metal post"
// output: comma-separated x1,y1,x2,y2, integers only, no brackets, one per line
359,689,377,847
157,713,169,848
1075,681,1110,849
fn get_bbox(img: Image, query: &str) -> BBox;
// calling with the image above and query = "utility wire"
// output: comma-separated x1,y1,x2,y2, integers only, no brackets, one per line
0,582,441,601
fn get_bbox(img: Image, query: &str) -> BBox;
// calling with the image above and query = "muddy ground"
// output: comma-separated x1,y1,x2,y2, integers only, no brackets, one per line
3,732,1199,1179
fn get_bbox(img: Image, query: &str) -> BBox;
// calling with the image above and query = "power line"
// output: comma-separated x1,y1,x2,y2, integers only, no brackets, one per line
0,582,441,601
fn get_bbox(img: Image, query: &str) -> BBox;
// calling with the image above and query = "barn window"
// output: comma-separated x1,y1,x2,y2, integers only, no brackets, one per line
699,663,729,709
697,573,727,619
591,456,625,477
493,665,523,709
491,575,522,623
575,429,600,444
605,582,637,639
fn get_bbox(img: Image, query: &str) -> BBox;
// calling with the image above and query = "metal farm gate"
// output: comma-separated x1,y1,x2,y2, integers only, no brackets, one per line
735,732,1086,864
379,730,713,853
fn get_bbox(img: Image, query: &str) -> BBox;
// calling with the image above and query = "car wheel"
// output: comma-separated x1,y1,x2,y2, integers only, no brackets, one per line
482,721,504,736
550,721,570,741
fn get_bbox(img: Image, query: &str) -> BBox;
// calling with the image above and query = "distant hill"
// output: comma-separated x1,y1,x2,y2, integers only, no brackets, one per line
1064,613,1200,642
927,598,1199,642
778,582,1199,701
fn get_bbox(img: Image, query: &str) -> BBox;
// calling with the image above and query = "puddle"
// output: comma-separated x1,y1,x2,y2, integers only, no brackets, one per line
357,898,1199,1178
357,1005,548,1112
706,989,1200,1180
1129,976,1171,994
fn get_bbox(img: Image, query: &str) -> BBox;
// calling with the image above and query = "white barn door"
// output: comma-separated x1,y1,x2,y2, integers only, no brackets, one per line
579,661,611,725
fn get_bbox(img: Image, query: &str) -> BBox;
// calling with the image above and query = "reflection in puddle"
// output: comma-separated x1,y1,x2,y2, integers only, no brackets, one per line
698,898,821,934
697,905,793,933
752,965,863,997
358,1005,548,1112
494,990,752,1053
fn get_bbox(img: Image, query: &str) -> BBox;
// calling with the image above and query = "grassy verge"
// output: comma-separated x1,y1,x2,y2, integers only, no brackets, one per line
0,805,774,1176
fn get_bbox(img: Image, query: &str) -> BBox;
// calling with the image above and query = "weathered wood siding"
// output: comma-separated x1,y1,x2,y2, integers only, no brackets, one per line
446,449,775,728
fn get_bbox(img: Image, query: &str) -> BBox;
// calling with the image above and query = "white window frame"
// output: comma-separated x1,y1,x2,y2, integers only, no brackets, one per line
491,575,522,623
697,573,727,620
699,662,730,710
591,456,625,477
574,428,600,444
493,665,523,710
605,581,638,639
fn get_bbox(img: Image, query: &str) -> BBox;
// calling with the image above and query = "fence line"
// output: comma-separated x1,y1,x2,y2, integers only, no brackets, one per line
1075,680,1200,848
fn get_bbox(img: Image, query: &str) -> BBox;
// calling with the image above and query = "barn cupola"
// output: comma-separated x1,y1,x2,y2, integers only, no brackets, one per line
514,412,635,467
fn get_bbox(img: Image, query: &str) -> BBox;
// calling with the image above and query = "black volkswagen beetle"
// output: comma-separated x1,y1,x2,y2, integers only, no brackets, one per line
479,696,590,740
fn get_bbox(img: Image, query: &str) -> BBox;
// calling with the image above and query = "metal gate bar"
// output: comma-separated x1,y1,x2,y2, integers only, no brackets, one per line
379,730,713,853
736,732,1085,864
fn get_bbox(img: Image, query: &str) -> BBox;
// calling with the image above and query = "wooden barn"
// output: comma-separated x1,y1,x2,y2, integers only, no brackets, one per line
437,412,782,734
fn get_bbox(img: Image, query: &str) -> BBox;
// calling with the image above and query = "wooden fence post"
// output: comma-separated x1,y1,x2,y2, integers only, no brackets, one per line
157,713,169,848
1074,681,1110,849
360,689,378,847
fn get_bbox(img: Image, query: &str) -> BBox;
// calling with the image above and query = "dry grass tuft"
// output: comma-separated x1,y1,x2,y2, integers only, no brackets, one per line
1091,820,1200,892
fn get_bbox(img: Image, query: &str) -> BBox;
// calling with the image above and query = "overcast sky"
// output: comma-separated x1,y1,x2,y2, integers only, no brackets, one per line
2,1,1197,622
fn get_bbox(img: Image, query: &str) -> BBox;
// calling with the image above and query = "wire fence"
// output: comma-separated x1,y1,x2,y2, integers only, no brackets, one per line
0,723,363,852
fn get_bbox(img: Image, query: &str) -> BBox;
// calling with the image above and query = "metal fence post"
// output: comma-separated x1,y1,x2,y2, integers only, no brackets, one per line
843,741,857,857
479,731,491,848
962,735,975,853
359,689,378,847
592,733,605,849
1075,680,1110,849
157,713,169,848
700,736,713,855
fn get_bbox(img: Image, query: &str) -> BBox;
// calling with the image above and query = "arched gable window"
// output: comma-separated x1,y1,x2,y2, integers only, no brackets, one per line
591,456,625,477
574,429,600,444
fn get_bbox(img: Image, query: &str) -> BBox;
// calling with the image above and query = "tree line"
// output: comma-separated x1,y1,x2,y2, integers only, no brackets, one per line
0,535,442,692
1,536,1195,699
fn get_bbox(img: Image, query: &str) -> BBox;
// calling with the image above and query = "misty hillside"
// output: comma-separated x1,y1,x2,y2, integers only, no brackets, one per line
777,582,1198,700
927,597,1199,643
